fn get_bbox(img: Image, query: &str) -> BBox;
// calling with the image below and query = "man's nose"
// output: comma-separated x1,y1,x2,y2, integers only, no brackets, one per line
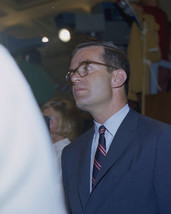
71,70,81,84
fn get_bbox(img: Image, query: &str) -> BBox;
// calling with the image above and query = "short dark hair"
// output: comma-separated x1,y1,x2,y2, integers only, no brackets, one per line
71,38,130,95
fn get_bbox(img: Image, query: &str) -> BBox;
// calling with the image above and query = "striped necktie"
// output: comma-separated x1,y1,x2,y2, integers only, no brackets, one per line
92,125,106,188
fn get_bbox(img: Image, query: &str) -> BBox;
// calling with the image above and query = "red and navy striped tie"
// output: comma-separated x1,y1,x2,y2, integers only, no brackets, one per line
92,125,106,188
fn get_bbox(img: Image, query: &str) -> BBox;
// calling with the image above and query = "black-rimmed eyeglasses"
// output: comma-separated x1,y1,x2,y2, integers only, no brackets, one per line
65,60,118,85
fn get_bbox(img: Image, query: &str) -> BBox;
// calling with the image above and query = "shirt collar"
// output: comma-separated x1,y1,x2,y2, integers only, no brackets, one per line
94,104,130,136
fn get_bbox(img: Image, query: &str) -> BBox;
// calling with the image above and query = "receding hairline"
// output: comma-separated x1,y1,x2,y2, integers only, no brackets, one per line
71,41,126,59
71,45,104,59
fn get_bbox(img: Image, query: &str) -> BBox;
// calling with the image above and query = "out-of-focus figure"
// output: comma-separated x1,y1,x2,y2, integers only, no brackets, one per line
42,97,82,167
42,97,82,213
0,44,67,214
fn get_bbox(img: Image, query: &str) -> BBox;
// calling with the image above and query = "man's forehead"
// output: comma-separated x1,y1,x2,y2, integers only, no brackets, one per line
71,46,103,64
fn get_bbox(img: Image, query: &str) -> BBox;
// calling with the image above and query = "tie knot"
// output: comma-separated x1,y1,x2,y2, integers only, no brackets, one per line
99,125,106,135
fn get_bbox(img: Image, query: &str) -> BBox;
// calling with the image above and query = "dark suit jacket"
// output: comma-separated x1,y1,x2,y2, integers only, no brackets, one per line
62,109,171,214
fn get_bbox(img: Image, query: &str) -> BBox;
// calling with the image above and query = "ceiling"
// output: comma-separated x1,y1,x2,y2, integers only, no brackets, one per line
0,0,170,37
0,0,170,100
0,0,100,38
0,0,115,86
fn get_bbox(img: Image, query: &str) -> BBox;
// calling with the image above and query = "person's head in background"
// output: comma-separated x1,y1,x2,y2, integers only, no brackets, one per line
42,97,82,143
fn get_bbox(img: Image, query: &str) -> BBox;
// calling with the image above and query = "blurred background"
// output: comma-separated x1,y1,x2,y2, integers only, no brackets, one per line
0,0,171,123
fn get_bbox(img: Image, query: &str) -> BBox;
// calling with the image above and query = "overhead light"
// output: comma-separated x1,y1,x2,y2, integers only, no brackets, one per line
58,28,71,42
42,36,49,43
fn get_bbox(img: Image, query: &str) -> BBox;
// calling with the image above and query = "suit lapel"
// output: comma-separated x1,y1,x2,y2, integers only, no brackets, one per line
92,109,139,189
78,127,94,210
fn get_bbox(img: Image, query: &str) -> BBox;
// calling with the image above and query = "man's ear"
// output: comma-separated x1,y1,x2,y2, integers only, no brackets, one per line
111,69,127,88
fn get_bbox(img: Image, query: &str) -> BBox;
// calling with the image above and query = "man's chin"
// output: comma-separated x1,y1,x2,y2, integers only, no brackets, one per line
75,99,88,111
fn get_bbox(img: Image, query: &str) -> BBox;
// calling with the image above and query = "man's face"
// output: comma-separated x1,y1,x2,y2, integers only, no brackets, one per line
70,46,113,112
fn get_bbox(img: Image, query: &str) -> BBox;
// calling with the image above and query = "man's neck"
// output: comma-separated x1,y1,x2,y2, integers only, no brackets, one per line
90,101,127,124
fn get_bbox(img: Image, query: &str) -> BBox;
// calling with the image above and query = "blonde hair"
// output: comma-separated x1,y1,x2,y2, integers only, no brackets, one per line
42,97,82,141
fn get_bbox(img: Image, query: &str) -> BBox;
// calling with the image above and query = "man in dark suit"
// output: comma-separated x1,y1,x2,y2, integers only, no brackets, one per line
62,39,171,214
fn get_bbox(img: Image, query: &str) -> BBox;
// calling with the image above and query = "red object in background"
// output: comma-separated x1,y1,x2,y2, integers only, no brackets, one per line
142,5,170,92
142,5,169,60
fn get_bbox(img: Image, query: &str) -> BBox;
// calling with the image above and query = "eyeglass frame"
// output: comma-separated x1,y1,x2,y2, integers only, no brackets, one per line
65,60,119,84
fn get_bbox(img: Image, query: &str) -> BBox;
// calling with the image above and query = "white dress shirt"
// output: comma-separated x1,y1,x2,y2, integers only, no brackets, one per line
90,104,130,191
